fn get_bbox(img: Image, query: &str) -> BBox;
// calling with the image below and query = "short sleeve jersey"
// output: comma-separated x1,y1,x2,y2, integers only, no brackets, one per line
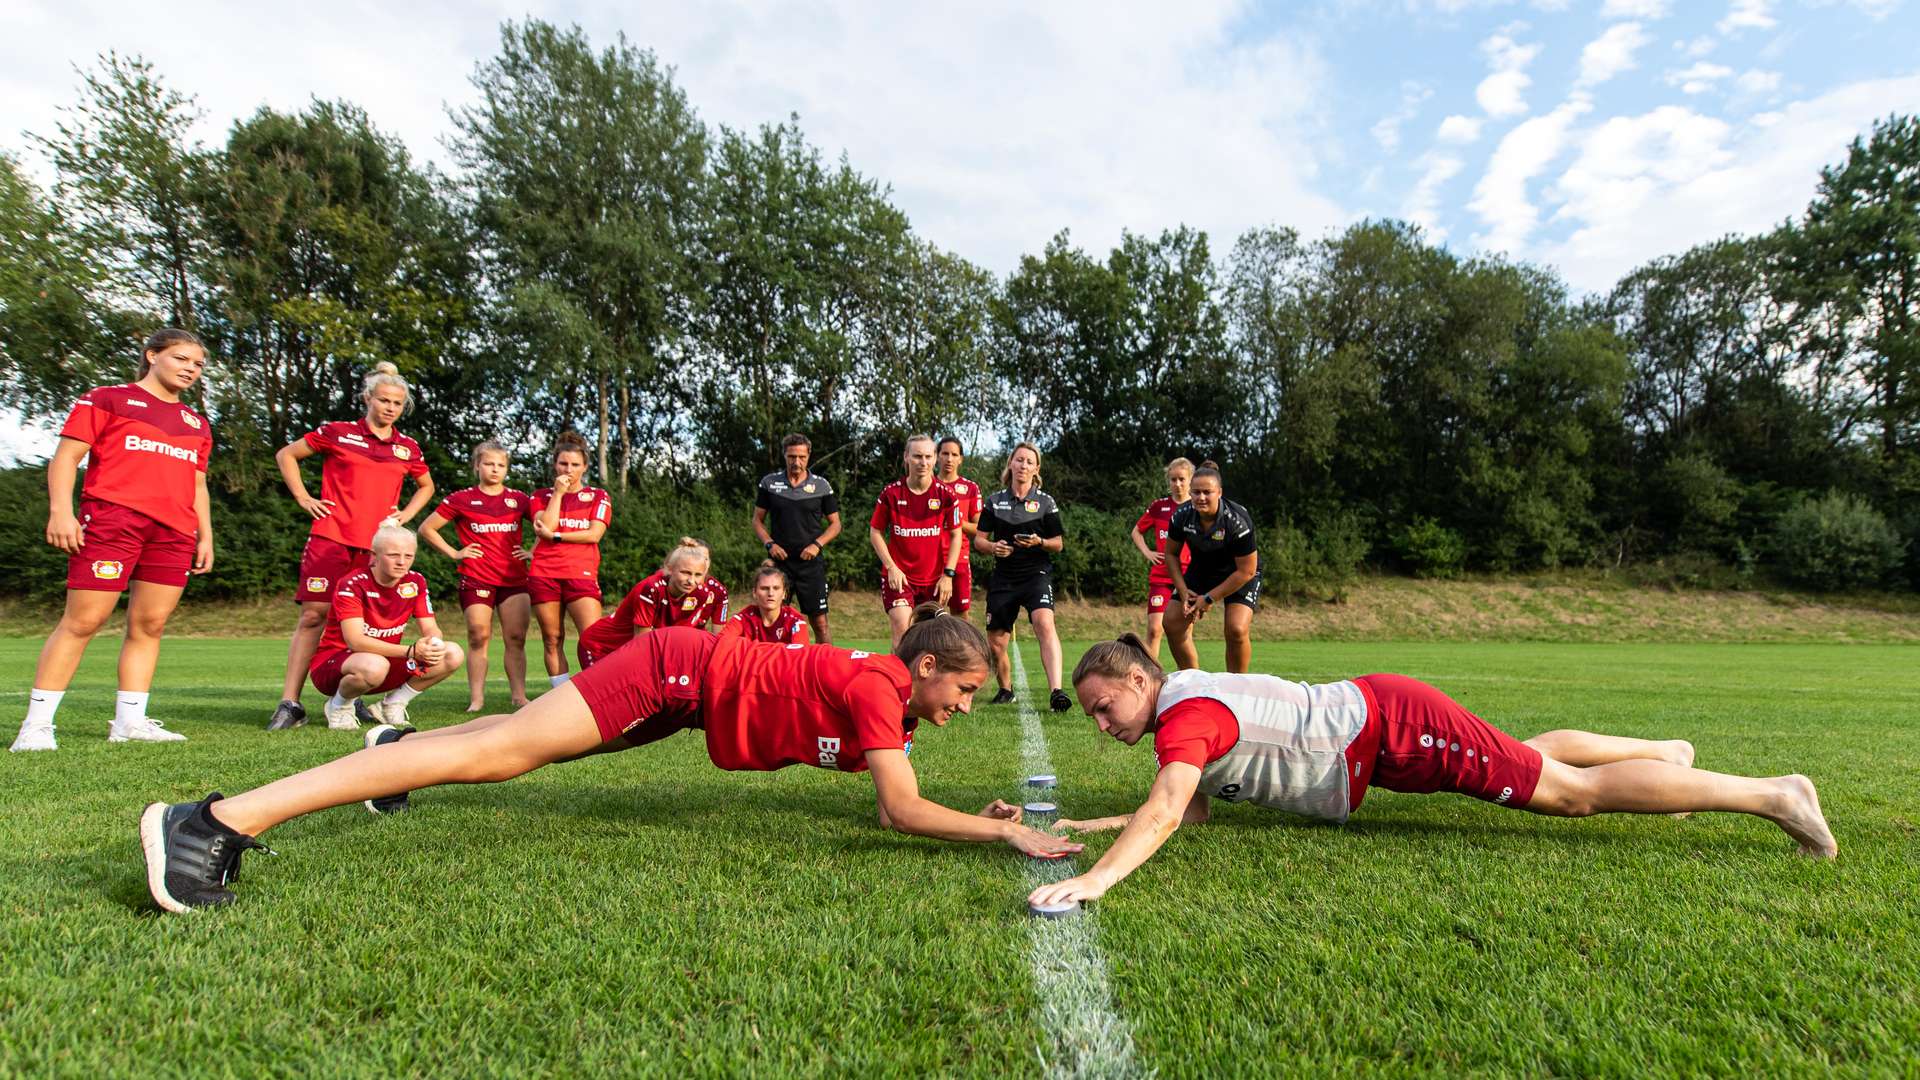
1169,498,1259,582
1134,497,1193,588
621,570,729,631
947,477,983,528
719,605,811,645
302,419,429,549
701,637,918,773
433,487,532,586
756,471,840,552
60,384,212,538
529,487,612,580
979,487,1064,582
318,568,432,654
1153,697,1242,770
869,479,963,585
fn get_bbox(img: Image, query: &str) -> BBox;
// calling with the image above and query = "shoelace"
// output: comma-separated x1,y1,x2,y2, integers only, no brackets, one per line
208,833,277,886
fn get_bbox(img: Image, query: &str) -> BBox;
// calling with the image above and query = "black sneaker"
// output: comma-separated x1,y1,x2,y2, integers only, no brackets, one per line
354,698,378,726
1050,689,1073,713
139,794,273,913
266,700,306,732
990,688,1016,706
362,725,412,815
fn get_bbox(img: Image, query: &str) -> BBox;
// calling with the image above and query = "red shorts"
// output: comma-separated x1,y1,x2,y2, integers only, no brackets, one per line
571,629,719,744
1146,582,1176,615
528,575,601,605
575,617,632,670
309,648,419,696
459,582,529,610
1356,673,1542,809
68,499,195,591
948,565,973,615
880,577,945,611
297,536,369,603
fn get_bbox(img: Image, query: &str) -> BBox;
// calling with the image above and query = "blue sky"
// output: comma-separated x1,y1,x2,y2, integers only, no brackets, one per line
3,1,1917,458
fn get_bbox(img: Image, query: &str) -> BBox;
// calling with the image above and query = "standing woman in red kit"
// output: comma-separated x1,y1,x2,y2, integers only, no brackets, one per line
268,361,434,731
420,440,534,710
529,432,610,687
1130,456,1193,663
10,330,214,752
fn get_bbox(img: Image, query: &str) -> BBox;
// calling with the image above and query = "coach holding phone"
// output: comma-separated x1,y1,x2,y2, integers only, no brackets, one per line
975,442,1069,712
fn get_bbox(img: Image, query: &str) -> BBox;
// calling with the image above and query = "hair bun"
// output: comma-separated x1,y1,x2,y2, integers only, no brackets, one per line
372,361,400,376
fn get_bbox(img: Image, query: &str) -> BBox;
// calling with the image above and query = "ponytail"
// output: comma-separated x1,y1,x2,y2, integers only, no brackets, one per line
895,602,990,674
1071,633,1166,688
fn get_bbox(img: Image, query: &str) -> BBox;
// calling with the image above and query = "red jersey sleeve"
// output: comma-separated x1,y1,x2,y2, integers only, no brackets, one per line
704,581,729,624
58,391,109,445
196,429,213,474
790,614,811,645
330,580,366,625
868,492,890,531
1153,698,1240,770
432,497,463,524
1134,506,1156,534
717,615,745,640
627,584,660,630
848,671,912,754
594,493,612,524
411,578,434,619
303,425,337,454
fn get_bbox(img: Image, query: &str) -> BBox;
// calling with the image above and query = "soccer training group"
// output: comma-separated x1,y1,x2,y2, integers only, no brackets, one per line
6,331,1839,916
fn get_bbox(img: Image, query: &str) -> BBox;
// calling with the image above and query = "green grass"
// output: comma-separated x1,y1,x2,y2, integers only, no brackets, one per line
2,638,1915,1076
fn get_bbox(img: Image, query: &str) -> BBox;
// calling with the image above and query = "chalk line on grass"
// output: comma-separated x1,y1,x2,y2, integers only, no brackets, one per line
1011,647,1146,1080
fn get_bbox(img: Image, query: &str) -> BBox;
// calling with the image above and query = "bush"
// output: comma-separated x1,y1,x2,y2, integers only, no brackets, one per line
1770,491,1905,592
1260,511,1370,603
1395,517,1467,579
1052,504,1148,603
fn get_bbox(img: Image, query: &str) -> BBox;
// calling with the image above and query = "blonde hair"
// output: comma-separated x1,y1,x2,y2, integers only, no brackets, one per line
1165,456,1195,477
471,440,509,471
370,525,418,553
1000,441,1043,489
1071,633,1165,688
663,536,711,571
362,361,413,412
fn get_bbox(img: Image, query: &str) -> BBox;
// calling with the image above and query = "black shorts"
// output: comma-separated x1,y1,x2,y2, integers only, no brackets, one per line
986,572,1055,632
777,556,829,616
1183,566,1261,609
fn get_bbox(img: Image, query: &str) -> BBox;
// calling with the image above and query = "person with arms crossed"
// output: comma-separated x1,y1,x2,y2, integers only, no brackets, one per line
752,434,842,644
419,441,534,710
719,563,810,644
10,330,214,751
869,434,965,648
575,538,729,668
307,527,464,732
269,362,433,731
975,442,1070,712
528,432,609,687
1131,457,1194,663
1161,462,1260,674
935,436,984,619
138,605,1080,912
1027,636,1838,910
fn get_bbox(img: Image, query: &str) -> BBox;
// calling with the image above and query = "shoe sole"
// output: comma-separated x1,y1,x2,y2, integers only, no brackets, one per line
139,802,192,914
109,734,188,743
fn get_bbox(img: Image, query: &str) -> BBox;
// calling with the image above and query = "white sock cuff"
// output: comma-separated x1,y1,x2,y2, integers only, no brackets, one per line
549,673,572,688
26,688,65,725
386,683,421,705
328,692,350,712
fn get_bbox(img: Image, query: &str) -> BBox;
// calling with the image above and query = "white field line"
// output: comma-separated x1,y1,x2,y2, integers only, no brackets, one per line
1012,647,1147,1080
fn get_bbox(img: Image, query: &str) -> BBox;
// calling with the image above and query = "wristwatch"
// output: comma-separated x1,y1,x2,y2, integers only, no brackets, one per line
764,541,775,554
943,568,957,578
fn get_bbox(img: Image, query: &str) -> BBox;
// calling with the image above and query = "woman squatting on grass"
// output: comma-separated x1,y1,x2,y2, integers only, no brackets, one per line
1028,635,1837,909
141,604,1081,912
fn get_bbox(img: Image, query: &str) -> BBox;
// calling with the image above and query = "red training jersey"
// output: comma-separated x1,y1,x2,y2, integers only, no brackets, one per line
302,419,429,549
1135,497,1193,588
869,479,962,585
1152,697,1241,771
621,569,729,631
433,486,531,586
318,568,433,655
701,636,917,772
60,384,212,538
529,486,612,580
719,605,810,645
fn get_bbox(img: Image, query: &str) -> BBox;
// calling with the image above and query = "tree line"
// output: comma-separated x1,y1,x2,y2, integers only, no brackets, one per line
1,19,1914,603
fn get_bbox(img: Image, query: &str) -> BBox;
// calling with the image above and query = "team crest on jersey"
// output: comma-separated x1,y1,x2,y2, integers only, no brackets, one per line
682,596,697,611
306,576,328,593
803,483,816,493
91,560,125,580
179,410,201,429
1025,500,1039,513
505,498,518,509
397,581,420,599
1210,529,1225,541
393,445,411,460
928,498,941,510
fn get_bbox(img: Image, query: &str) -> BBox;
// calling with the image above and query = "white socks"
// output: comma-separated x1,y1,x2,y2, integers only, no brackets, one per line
549,673,572,688
385,683,422,707
328,692,352,713
115,691,150,728
26,688,64,726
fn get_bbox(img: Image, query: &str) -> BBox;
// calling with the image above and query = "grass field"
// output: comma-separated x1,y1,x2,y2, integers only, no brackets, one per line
3,636,1916,1076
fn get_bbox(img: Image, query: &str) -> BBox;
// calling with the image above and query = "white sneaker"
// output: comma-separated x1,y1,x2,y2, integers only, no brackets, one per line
378,697,409,731
109,718,187,743
9,721,57,752
325,699,361,731
361,697,388,726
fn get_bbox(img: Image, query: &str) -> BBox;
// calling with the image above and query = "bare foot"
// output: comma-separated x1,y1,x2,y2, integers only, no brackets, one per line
466,702,485,713
1770,774,1838,858
1662,739,1695,768
510,697,530,709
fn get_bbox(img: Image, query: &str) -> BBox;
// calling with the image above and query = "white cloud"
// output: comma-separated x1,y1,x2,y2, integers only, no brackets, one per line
1372,81,1434,152
1667,62,1734,94
1735,69,1783,96
1717,0,1777,34
1677,35,1719,58
1600,0,1670,17
1468,94,1593,253
1576,22,1651,87
1541,74,1920,290
1437,114,1485,143
1402,153,1465,241
1476,28,1542,118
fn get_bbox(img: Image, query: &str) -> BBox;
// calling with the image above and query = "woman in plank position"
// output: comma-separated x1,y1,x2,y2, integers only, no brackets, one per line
1028,635,1837,908
140,605,1080,912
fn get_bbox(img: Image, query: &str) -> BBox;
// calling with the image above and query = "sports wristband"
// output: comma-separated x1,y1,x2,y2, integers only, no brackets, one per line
943,568,957,578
